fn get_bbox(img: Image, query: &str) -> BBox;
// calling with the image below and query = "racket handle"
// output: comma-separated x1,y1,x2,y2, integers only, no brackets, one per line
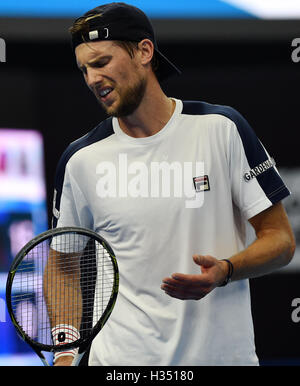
71,352,85,366
32,347,50,366
41,357,51,366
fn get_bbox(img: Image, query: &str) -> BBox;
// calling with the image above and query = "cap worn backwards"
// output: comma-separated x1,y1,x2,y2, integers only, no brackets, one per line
70,2,181,82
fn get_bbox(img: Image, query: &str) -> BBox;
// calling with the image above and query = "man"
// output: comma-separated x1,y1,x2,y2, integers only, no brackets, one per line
51,2,295,366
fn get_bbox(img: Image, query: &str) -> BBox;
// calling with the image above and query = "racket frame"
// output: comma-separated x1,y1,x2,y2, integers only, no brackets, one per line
6,226,119,362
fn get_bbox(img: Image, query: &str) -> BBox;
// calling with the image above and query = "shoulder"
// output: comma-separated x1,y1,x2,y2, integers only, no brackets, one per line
181,100,251,132
54,117,114,183
181,99,267,164
61,118,113,165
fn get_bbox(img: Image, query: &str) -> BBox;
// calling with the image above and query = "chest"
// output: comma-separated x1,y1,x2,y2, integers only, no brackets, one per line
78,131,230,234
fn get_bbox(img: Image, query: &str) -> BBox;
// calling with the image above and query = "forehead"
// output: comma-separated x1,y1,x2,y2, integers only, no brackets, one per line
75,40,121,64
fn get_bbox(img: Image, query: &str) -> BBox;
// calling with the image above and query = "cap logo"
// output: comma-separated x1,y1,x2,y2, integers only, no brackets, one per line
89,30,99,40
88,28,109,41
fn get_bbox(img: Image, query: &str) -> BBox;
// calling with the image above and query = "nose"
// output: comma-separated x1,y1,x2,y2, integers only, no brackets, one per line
85,67,104,90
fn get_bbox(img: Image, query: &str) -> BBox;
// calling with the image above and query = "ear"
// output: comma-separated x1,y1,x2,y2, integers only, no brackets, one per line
138,39,154,66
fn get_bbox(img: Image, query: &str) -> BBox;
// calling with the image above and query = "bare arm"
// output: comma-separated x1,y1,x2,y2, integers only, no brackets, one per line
229,202,295,280
161,202,296,300
43,248,82,365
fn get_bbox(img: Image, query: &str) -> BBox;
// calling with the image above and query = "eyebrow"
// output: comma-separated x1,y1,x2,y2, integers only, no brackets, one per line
77,54,112,72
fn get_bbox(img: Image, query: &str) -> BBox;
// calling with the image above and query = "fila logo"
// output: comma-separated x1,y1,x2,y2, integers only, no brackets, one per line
193,175,210,192
244,158,275,182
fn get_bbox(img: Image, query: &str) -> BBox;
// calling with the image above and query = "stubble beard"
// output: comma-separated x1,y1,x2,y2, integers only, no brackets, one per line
98,75,147,118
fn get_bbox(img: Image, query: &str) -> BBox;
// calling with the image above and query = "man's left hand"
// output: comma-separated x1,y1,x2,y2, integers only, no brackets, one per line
161,255,229,300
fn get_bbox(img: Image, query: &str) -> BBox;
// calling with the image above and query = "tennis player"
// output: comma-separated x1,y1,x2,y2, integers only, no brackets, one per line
52,2,295,366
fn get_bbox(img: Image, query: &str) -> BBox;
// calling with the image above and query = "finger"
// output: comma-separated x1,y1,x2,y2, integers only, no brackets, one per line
171,273,201,282
161,277,195,289
166,273,210,285
163,289,186,300
162,287,204,300
193,254,215,268
161,283,207,298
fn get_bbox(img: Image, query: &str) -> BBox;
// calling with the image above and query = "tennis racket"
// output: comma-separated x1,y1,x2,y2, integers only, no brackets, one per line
6,226,119,366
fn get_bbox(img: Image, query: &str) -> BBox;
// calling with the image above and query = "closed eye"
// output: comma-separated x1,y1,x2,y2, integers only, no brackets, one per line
90,57,111,68
77,55,112,74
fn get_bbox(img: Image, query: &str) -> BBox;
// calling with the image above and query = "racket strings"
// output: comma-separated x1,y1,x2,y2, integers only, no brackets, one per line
10,232,115,348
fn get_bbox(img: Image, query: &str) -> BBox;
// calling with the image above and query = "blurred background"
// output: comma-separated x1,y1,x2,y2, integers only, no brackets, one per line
0,0,299,366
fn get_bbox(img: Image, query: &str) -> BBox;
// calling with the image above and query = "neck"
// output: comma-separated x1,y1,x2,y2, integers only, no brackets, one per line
117,78,175,138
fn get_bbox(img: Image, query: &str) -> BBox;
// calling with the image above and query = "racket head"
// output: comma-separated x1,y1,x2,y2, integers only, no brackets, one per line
6,226,119,355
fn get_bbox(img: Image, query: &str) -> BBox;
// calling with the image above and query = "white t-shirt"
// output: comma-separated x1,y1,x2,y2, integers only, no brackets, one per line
53,99,290,365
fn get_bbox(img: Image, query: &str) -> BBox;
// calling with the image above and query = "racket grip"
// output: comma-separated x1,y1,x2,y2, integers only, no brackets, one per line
52,324,80,364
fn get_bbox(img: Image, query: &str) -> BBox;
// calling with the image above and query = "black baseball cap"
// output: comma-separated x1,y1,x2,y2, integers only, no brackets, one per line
70,2,181,82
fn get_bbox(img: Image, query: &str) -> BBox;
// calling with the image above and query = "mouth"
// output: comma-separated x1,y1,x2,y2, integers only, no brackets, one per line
97,86,114,102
